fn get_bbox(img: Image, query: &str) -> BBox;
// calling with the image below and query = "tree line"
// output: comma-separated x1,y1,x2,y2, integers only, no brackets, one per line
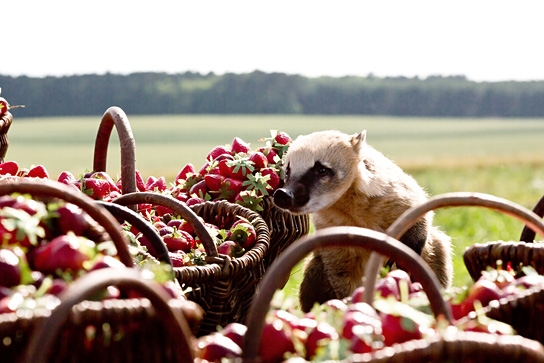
1,71,544,117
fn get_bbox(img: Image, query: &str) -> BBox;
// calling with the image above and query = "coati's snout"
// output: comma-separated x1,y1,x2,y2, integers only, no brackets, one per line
273,183,310,212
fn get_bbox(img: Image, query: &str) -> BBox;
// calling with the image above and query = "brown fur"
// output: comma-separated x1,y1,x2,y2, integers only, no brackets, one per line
273,130,453,312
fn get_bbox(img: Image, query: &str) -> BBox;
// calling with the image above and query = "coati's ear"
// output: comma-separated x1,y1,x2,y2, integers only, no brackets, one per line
350,130,367,154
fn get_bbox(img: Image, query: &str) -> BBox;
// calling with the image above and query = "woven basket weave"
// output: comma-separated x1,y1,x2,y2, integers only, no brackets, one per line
112,192,270,336
21,268,197,363
0,179,131,362
360,191,544,346
242,227,544,363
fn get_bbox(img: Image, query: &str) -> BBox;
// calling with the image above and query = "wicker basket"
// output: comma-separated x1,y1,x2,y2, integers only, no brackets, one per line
0,179,131,361
0,111,13,163
360,191,544,345
112,191,270,336
241,227,544,363
21,268,197,363
259,196,311,270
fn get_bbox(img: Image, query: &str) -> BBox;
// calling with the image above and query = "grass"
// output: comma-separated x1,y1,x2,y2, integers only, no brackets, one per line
6,114,544,293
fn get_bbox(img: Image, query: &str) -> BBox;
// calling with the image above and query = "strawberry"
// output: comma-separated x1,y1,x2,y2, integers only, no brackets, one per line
174,163,196,184
261,167,281,190
274,131,291,145
248,151,268,170
0,161,18,176
0,248,22,287
90,171,121,193
206,145,232,162
31,234,94,274
258,147,280,165
57,170,77,185
169,251,187,267
188,179,209,199
227,157,254,180
0,97,8,116
231,137,251,155
217,240,240,257
186,197,206,207
227,221,257,250
163,228,195,253
146,175,167,192
27,165,50,179
204,174,225,193
81,178,112,200
219,178,243,202
135,169,147,191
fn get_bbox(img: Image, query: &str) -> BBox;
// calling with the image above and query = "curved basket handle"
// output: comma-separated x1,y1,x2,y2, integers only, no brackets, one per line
520,194,544,242
96,201,172,265
241,227,451,362
113,192,218,258
363,192,544,301
0,111,13,163
0,179,134,267
93,106,137,196
22,268,195,363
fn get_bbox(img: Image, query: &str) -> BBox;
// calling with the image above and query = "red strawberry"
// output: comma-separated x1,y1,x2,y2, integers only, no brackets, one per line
90,171,121,193
82,178,111,200
31,234,93,273
221,178,243,201
274,131,291,145
248,151,268,170
57,170,77,185
261,167,280,190
135,169,147,191
188,179,209,199
186,197,205,207
258,147,279,165
227,221,257,250
0,161,18,176
0,248,22,287
27,165,49,179
206,145,232,162
169,251,187,267
228,158,254,180
217,240,239,257
163,229,195,253
231,137,251,154
0,98,8,116
174,163,196,184
204,174,225,192
218,159,234,178
146,175,167,192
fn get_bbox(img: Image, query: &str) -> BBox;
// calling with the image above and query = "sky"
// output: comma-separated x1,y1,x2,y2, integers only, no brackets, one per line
3,1,544,82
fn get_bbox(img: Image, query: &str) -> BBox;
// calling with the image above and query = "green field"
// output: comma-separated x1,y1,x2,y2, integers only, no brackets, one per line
6,114,544,290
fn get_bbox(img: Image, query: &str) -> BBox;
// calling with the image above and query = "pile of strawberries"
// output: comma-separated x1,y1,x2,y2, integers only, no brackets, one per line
194,267,526,362
0,130,291,267
0,194,179,315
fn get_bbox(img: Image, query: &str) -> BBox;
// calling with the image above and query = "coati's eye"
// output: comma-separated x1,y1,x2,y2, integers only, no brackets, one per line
312,162,333,177
284,164,290,181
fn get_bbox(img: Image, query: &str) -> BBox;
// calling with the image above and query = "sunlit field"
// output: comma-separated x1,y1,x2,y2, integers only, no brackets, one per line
7,114,544,289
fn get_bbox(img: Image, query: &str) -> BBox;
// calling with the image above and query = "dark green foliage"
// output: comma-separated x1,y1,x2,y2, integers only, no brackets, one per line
2,71,544,117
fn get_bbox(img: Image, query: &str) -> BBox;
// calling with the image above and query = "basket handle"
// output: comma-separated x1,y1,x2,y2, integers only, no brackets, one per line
113,192,219,258
519,195,544,242
96,201,172,265
363,192,544,301
241,227,451,362
0,179,134,267
92,106,137,196
22,268,195,363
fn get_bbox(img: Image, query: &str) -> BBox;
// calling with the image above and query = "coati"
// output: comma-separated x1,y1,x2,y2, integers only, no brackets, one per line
273,130,452,312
